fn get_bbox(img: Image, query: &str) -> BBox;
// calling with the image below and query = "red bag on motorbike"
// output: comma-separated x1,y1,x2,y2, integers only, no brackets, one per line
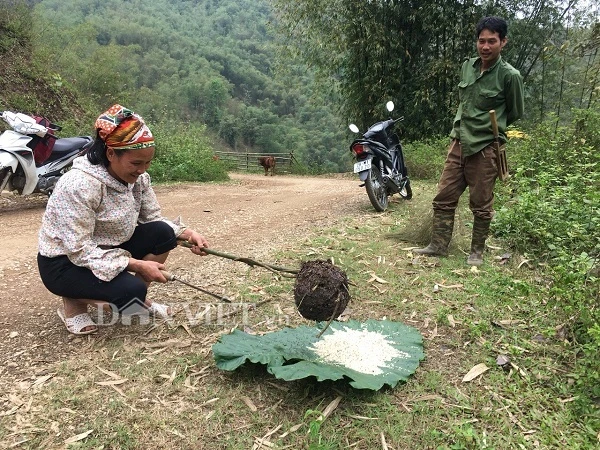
29,116,59,165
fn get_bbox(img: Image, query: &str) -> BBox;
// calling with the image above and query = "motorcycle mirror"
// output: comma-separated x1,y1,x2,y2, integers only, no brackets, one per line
386,101,395,112
349,124,360,133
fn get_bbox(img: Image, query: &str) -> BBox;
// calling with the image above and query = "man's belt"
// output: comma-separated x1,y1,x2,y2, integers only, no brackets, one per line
489,110,509,181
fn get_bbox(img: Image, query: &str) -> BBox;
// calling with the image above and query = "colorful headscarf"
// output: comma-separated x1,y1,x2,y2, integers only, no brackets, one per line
95,104,155,150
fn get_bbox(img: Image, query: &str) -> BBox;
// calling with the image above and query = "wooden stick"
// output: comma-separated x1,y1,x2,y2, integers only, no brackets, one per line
177,239,299,276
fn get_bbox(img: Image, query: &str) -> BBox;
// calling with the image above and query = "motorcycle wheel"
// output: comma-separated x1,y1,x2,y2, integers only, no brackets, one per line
399,179,413,200
0,167,12,193
365,166,389,212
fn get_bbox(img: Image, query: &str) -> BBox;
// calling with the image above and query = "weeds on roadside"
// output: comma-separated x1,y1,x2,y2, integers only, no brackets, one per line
494,109,600,411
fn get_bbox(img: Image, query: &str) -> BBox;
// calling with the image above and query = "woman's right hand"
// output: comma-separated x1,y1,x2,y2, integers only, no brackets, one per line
128,258,167,283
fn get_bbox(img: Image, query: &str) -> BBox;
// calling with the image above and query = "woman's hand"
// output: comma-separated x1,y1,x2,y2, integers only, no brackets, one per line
179,229,209,256
128,259,167,282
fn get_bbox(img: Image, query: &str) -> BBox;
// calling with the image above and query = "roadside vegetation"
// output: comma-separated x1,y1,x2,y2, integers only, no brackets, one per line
0,177,597,448
0,0,597,447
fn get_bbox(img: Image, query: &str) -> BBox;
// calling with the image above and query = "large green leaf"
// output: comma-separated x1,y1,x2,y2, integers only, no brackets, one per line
212,319,424,390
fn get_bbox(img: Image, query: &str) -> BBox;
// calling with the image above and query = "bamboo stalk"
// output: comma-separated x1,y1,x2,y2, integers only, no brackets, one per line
177,239,299,277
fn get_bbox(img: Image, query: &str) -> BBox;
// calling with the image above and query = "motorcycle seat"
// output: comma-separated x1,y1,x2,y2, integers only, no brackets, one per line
52,137,91,153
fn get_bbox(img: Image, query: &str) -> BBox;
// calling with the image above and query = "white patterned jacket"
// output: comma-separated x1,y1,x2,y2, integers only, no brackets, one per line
38,156,184,281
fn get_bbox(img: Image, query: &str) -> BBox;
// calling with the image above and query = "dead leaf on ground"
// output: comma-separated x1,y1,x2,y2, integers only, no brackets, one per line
241,396,258,412
496,355,511,369
318,396,342,422
96,366,122,380
278,423,303,439
462,363,490,382
518,259,532,269
64,430,93,444
381,432,389,450
492,319,525,328
436,283,464,290
448,315,456,327
96,379,128,386
409,394,443,402
368,273,389,284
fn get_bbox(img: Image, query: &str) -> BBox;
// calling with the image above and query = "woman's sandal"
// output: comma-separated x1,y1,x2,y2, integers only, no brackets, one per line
57,308,99,335
147,302,173,321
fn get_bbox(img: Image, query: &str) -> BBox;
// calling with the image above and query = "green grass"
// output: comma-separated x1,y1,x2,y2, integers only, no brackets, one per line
0,182,597,449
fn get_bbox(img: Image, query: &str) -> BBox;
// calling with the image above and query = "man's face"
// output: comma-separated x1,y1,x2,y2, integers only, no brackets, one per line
477,29,506,67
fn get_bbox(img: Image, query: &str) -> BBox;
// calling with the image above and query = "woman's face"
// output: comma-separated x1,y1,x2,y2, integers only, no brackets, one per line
107,146,155,184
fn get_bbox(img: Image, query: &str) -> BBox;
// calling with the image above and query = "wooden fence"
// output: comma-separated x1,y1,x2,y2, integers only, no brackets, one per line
213,151,296,174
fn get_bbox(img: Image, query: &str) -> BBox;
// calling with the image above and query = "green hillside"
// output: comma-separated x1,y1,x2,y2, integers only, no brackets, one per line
0,0,351,173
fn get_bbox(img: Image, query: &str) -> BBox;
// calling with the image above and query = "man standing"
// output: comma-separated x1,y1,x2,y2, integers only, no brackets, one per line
414,16,524,266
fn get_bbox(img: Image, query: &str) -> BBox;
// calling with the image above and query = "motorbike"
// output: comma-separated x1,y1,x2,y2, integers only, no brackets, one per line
349,101,412,212
0,111,93,196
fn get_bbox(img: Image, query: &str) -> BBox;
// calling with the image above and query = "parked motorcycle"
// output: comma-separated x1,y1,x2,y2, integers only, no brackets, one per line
349,101,412,212
0,111,93,196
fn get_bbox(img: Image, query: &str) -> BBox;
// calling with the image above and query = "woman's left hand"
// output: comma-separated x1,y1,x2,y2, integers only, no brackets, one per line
181,230,209,256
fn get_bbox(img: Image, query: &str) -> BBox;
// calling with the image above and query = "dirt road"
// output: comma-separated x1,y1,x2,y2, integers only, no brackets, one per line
0,173,368,381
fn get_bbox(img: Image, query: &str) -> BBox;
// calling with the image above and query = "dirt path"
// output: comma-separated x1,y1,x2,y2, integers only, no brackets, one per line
0,173,369,381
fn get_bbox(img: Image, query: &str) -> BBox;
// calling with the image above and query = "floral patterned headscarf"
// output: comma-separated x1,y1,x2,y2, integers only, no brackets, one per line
95,104,155,151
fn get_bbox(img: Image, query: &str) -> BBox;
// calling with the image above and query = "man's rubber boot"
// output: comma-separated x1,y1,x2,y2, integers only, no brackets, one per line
467,217,491,266
414,211,455,257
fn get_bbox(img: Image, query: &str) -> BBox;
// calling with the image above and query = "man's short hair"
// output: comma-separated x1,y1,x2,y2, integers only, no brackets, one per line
476,16,508,40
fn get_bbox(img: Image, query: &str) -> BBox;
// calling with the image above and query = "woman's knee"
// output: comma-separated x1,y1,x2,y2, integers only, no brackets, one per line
142,221,177,255
111,275,148,310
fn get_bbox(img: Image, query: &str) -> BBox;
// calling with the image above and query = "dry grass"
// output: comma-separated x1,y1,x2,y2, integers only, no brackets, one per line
0,183,596,450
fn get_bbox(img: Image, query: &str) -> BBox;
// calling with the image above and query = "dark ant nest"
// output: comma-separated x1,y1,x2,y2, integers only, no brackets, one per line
293,260,350,321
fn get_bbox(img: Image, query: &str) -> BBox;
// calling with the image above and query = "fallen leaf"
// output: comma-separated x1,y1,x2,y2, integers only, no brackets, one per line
462,363,490,382
368,273,389,284
64,430,93,444
518,259,532,269
279,423,303,439
96,379,128,386
96,366,122,380
410,394,443,402
32,374,54,388
437,283,464,289
200,397,219,407
496,355,511,368
448,315,456,327
241,396,257,412
110,384,127,398
344,413,378,420
319,396,342,422
381,432,389,450
492,319,525,328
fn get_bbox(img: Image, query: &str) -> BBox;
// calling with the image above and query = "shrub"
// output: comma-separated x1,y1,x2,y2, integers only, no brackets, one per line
404,136,448,180
148,121,229,183
493,108,600,405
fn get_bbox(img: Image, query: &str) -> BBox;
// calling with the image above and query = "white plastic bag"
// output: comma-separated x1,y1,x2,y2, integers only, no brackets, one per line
1,111,48,137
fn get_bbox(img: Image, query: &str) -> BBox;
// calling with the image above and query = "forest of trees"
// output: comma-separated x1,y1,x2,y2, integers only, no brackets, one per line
15,0,348,173
273,0,600,136
0,0,596,173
